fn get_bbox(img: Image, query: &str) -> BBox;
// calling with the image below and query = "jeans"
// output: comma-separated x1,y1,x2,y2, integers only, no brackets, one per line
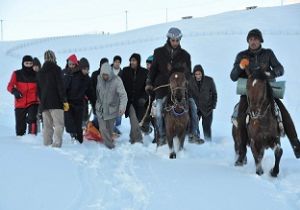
115,116,122,126
156,97,166,138
188,98,200,137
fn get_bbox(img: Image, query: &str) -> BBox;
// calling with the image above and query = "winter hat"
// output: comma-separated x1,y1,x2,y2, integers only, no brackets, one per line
99,57,109,68
113,55,122,63
33,57,41,68
79,57,90,69
247,28,264,43
146,55,154,64
44,50,56,63
193,64,204,75
166,27,183,40
22,55,33,63
129,53,141,66
67,54,78,65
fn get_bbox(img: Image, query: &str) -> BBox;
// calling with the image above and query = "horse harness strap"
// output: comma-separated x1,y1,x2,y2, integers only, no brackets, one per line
247,103,271,120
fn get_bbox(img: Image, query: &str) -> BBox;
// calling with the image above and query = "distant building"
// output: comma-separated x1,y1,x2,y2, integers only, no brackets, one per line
246,6,257,10
182,16,193,20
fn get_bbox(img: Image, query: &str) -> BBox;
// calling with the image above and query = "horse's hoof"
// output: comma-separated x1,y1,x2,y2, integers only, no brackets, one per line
256,169,264,176
270,168,279,177
169,153,176,159
235,161,243,166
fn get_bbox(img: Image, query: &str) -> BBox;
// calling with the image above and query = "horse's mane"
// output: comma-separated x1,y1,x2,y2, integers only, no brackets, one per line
251,70,275,114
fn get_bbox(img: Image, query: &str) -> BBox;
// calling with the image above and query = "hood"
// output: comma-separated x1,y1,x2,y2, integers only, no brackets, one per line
100,63,114,80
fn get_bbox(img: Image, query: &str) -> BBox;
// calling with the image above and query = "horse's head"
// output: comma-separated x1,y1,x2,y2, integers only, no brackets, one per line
246,69,274,118
169,72,188,104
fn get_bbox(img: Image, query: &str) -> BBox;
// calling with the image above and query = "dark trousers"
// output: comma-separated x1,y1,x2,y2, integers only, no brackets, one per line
198,111,213,141
236,95,249,158
274,98,298,140
15,104,38,136
64,103,84,141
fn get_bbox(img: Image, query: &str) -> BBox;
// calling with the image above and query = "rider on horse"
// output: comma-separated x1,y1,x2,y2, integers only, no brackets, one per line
230,28,300,160
145,27,201,145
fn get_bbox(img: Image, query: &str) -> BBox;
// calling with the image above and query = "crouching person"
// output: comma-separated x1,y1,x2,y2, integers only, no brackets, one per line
95,63,127,149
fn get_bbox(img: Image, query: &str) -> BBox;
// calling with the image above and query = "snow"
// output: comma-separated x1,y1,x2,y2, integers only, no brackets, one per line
1,4,300,210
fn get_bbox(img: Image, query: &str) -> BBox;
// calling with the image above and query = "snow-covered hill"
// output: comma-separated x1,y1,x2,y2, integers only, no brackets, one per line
0,4,300,210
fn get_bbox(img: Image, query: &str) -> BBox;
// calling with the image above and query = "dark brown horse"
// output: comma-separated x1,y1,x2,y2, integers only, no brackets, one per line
234,69,283,176
164,72,190,159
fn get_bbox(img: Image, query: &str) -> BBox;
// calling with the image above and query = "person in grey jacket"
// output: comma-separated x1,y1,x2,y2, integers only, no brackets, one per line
189,65,217,141
95,63,128,149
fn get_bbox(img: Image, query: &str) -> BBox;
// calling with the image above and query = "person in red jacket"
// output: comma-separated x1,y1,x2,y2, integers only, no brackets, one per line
7,55,39,136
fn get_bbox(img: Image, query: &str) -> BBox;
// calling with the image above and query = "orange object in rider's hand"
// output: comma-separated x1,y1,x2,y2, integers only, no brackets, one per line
239,58,250,69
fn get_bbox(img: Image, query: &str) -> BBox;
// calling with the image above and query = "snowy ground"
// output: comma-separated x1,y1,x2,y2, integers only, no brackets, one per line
0,4,300,210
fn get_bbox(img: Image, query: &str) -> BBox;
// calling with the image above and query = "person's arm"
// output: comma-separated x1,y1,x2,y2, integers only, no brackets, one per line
231,52,245,81
269,49,284,78
211,78,217,109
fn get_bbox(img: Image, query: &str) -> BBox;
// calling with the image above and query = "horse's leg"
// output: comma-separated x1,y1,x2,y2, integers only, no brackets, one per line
166,132,176,159
270,143,283,177
250,140,264,175
178,132,186,151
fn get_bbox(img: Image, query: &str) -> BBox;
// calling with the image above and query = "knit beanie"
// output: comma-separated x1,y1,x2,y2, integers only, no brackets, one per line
44,50,56,63
67,54,78,65
146,55,154,64
79,57,90,69
247,28,264,43
22,55,33,63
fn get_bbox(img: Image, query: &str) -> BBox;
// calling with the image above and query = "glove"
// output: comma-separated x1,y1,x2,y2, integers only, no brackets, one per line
12,88,22,99
145,85,153,95
63,102,70,111
239,58,250,69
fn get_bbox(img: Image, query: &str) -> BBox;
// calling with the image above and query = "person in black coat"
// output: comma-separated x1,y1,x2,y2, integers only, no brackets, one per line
189,65,217,141
121,53,148,143
145,27,192,145
63,57,94,143
231,28,300,160
37,50,66,147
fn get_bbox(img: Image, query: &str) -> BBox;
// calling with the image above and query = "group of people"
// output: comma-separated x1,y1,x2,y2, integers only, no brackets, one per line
6,27,300,159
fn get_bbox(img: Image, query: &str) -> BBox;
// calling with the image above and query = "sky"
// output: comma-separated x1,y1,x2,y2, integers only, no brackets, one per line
1,0,300,41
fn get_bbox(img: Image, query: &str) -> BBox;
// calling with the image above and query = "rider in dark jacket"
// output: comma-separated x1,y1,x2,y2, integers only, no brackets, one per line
145,27,192,145
231,29,300,163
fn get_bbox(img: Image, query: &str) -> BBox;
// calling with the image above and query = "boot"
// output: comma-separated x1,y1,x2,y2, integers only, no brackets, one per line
188,134,204,144
290,138,300,159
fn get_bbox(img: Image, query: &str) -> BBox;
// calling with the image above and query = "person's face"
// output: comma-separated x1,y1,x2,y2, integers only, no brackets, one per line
248,36,261,51
102,73,109,81
130,58,138,69
194,71,202,81
146,62,152,71
68,60,76,69
81,67,89,75
170,38,180,49
113,60,121,69
24,61,33,68
33,65,40,72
